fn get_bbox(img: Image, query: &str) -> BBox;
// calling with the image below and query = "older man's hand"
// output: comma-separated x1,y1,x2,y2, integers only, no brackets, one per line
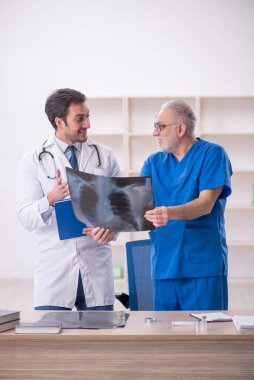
144,206,169,227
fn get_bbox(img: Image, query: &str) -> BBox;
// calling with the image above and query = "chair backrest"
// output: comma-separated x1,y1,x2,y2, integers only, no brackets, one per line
126,239,153,311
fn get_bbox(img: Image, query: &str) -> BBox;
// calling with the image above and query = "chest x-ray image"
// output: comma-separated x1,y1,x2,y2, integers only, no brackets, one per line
66,168,155,232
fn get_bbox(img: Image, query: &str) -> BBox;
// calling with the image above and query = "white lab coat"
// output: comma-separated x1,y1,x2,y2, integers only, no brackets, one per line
17,134,121,308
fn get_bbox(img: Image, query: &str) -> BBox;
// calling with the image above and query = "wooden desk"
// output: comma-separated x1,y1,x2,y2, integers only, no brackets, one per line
0,311,254,379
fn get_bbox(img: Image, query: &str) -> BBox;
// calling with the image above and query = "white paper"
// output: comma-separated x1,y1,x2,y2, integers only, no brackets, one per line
190,312,232,322
232,315,254,331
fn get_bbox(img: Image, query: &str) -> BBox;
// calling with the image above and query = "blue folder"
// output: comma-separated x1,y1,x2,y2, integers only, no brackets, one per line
55,199,86,240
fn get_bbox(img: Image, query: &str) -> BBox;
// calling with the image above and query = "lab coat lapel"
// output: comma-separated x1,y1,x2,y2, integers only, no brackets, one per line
44,135,72,180
79,140,94,172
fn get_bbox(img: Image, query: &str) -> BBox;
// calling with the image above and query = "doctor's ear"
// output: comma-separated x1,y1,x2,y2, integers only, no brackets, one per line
176,123,187,137
55,117,65,130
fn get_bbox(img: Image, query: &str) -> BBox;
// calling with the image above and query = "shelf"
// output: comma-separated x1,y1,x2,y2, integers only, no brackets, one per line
114,278,126,284
226,205,254,210
129,138,157,173
228,277,254,284
200,97,254,134
228,241,254,247
231,169,254,173
89,133,123,137
128,133,153,137
88,97,124,135
200,132,254,136
201,134,254,172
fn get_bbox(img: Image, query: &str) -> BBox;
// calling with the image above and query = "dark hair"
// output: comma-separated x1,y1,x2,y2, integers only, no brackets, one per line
45,88,87,129
161,99,196,133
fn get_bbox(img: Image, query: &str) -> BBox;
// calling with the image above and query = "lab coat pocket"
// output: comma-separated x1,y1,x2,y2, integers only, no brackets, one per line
184,227,214,263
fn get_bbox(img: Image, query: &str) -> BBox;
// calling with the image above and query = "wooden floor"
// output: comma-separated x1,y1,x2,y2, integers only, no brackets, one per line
0,278,254,311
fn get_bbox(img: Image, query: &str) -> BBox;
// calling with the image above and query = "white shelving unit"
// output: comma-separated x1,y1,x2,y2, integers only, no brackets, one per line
88,96,254,292
199,97,254,284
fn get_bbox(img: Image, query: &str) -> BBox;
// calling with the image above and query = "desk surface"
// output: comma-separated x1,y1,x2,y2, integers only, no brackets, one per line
1,310,254,379
1,310,254,340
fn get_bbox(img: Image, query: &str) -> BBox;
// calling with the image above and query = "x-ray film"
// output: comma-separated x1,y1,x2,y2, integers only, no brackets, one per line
66,168,155,232
41,310,127,329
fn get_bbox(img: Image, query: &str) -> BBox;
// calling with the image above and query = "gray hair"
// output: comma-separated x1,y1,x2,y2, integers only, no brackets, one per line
161,99,196,133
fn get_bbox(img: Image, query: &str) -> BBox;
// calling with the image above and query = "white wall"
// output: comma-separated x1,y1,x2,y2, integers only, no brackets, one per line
0,0,253,278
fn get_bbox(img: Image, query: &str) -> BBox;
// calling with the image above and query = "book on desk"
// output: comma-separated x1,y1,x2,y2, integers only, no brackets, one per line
0,309,20,324
0,320,20,333
0,309,20,333
15,321,62,334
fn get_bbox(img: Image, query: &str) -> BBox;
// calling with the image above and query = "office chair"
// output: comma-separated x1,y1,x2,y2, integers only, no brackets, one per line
126,239,153,310
115,292,130,309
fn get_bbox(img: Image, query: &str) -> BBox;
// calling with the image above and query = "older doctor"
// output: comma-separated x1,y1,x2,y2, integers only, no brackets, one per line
17,88,121,310
142,99,232,311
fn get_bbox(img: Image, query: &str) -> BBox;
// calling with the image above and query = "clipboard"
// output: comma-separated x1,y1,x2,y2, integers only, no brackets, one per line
55,198,86,240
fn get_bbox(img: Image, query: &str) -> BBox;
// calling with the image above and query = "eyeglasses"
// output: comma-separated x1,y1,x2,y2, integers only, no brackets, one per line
153,122,178,132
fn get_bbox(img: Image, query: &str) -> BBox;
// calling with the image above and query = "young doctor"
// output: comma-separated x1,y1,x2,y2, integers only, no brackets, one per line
17,88,121,310
142,99,232,311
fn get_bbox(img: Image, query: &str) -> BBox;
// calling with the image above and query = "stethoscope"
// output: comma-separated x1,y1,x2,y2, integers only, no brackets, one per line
38,142,102,179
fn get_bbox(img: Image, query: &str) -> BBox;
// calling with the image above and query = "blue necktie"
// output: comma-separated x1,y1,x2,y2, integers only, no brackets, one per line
67,145,78,170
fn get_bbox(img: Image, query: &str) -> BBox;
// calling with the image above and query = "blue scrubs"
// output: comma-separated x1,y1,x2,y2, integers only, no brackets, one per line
141,138,232,310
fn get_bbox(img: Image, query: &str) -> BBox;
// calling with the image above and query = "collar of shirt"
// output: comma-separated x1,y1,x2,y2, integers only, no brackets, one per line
54,136,82,161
